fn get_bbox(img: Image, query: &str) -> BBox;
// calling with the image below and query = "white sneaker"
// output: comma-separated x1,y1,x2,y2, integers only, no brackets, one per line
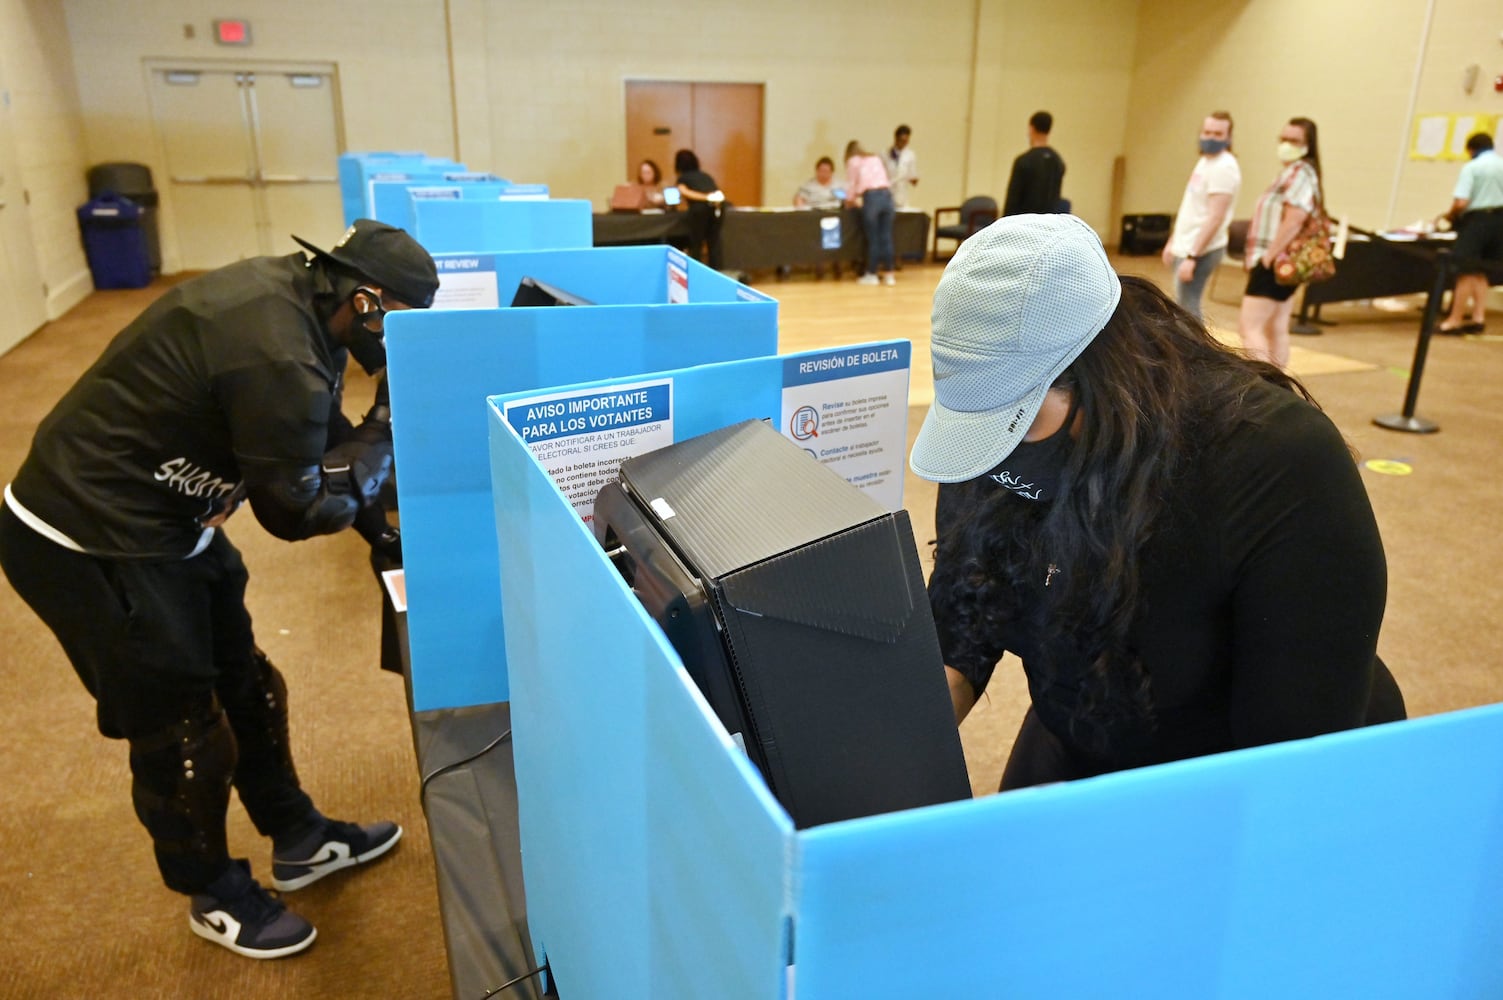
883,274,896,286
856,274,879,286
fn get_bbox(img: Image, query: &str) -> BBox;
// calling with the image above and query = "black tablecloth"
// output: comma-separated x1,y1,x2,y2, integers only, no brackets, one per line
1302,234,1451,313
592,208,931,272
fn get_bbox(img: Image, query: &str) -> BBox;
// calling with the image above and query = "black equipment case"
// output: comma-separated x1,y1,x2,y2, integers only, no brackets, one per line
1118,212,1172,255
592,419,971,828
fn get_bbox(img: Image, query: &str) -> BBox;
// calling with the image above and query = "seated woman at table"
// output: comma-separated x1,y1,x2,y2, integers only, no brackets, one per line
674,149,726,269
635,159,666,208
794,157,843,210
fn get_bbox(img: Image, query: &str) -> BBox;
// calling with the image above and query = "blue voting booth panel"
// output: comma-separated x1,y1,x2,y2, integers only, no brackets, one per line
384,247,776,713
369,178,508,232
485,351,1503,999
336,152,464,225
413,198,593,253
488,400,793,998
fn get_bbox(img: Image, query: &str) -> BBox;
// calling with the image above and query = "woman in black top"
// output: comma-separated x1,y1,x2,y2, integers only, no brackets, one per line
910,214,1404,789
673,148,726,270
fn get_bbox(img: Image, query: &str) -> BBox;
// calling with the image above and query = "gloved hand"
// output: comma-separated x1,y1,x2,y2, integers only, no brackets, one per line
322,440,393,506
370,525,403,565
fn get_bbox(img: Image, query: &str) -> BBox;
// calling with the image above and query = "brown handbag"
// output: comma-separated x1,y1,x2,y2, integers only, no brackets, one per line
1273,192,1336,287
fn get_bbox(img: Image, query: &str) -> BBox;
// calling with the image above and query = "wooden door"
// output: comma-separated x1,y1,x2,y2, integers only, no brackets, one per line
692,83,763,209
0,54,48,355
625,81,763,207
624,82,691,190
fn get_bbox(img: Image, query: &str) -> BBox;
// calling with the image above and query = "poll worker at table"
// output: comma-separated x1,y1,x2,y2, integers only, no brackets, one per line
0,219,437,960
635,158,666,208
1439,131,1503,335
794,156,843,210
911,214,1404,790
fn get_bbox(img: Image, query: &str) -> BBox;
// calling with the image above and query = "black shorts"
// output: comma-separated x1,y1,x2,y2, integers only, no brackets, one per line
1244,262,1298,302
1454,209,1503,271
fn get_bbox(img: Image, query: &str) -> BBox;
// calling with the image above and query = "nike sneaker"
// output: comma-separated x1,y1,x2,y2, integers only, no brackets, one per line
271,818,403,891
189,859,316,959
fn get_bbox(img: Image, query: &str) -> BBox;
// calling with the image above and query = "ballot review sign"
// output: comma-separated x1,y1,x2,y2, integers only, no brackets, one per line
781,343,910,511
433,254,501,309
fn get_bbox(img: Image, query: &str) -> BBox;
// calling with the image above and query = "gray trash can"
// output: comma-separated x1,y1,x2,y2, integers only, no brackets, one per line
87,162,160,274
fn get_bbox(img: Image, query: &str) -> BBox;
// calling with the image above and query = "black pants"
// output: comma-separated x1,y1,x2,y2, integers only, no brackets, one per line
686,204,724,270
0,504,314,893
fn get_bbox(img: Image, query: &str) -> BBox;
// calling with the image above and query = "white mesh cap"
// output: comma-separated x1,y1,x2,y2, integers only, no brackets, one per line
909,214,1122,483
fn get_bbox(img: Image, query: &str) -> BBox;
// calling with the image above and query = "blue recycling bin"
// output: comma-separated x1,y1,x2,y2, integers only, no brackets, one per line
78,192,152,290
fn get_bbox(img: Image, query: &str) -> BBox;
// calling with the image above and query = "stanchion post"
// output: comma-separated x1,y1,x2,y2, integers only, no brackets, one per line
1373,249,1448,434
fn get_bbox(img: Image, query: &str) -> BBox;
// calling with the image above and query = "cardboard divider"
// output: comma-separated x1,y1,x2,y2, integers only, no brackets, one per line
484,355,1503,998
384,247,776,712
414,198,594,254
337,151,465,225
370,177,508,232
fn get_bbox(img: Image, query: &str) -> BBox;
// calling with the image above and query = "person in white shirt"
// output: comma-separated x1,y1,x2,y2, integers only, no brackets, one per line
1163,111,1240,319
884,125,919,209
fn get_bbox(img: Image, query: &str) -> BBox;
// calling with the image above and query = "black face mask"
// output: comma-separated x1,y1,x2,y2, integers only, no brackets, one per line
347,287,388,374
986,406,1075,502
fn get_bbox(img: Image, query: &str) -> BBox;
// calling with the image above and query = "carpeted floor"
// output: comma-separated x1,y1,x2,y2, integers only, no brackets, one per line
0,256,1499,997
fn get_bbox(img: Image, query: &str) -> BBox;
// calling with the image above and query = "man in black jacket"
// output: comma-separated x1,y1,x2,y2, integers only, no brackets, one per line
1003,111,1067,217
0,219,437,960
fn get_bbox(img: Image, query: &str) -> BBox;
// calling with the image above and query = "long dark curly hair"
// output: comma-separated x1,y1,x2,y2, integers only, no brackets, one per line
931,275,1310,754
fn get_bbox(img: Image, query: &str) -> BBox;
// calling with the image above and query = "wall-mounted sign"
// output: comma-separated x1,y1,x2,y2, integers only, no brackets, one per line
213,19,252,46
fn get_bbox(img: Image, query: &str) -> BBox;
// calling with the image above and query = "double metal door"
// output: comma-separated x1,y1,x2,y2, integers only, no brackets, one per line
148,63,344,270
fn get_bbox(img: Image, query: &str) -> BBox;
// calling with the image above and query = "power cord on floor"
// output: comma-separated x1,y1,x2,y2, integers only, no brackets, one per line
419,728,512,796
480,962,549,997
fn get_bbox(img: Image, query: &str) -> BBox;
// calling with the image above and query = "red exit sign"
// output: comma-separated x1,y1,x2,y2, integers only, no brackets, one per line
213,19,252,45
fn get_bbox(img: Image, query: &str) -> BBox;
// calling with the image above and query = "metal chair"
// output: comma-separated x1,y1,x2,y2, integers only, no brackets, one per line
932,196,998,261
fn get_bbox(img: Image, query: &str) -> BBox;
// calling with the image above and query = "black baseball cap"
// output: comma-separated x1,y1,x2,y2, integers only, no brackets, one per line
292,219,439,308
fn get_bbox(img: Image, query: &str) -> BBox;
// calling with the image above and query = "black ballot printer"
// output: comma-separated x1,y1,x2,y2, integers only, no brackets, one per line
592,419,971,828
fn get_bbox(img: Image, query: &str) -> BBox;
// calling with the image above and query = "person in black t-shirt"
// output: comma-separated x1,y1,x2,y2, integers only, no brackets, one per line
0,219,438,959
910,215,1404,790
673,148,727,270
1003,111,1066,217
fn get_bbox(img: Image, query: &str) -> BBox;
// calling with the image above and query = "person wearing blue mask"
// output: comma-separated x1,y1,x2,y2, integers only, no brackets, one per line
1163,111,1241,319
911,214,1404,790
1438,131,1503,335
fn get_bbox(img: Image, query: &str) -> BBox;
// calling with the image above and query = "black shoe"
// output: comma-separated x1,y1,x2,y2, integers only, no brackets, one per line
272,817,402,891
189,859,316,959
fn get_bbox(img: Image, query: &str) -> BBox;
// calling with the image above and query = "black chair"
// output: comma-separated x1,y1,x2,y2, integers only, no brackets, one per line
932,196,998,261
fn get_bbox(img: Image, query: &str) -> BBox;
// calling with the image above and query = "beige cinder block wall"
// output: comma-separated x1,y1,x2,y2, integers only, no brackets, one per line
1121,0,1502,234
467,0,977,217
1389,0,1503,227
468,0,1139,236
61,0,457,274
0,0,92,324
964,0,1142,237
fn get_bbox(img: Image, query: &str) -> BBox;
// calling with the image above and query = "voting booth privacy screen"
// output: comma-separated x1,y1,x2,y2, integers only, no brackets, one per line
593,419,970,829
385,246,777,712
483,346,1503,999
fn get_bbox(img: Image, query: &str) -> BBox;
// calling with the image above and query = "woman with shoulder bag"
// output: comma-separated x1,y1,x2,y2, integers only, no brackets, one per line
1239,117,1324,368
